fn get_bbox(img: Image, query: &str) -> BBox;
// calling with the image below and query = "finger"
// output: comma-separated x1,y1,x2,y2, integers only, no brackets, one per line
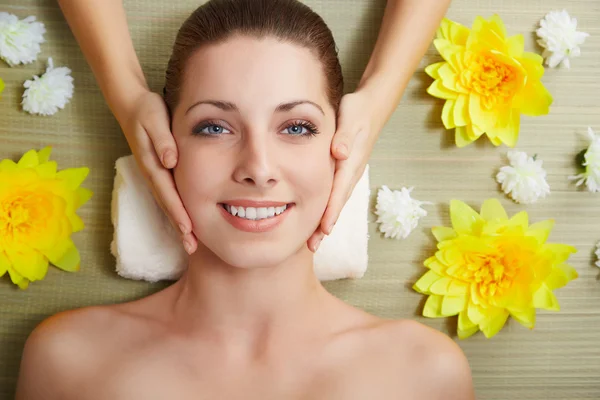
146,166,193,235
307,228,326,253
144,115,179,169
321,165,354,235
182,232,198,255
331,126,360,161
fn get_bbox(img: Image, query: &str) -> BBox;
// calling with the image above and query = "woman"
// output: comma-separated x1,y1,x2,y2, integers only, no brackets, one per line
17,1,474,399
56,0,451,254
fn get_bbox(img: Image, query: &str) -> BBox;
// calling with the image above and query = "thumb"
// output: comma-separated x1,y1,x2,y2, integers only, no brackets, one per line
331,125,357,160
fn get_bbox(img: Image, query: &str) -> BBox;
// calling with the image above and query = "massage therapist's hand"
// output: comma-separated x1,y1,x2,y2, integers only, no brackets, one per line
120,91,198,255
308,89,383,252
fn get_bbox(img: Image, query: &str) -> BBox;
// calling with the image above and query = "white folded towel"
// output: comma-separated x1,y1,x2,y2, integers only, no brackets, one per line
110,155,370,282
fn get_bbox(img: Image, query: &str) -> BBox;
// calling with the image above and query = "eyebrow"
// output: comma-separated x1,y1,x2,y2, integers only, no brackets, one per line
185,99,325,116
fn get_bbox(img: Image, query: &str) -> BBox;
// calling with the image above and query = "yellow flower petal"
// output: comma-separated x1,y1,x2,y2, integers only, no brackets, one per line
467,300,485,324
458,311,479,339
441,295,467,316
510,308,536,329
468,93,496,132
37,147,53,164
508,211,529,230
455,126,474,147
8,267,29,290
434,39,462,62
423,295,444,318
0,252,9,277
480,198,508,222
0,159,17,172
56,167,90,191
480,309,509,338
507,34,524,58
527,219,555,244
413,270,444,293
519,52,545,80
432,226,457,242
17,149,40,168
427,80,457,100
521,81,553,116
453,94,469,127
441,99,456,129
450,200,483,234
75,187,93,208
430,276,453,295
544,244,577,264
532,284,560,311
424,61,446,79
493,111,520,147
489,15,508,38
52,244,80,272
545,263,578,290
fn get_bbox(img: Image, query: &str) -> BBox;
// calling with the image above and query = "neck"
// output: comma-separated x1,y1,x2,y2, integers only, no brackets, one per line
170,243,334,346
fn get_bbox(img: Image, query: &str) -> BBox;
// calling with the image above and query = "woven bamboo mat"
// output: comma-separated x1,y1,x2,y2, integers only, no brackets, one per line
1,0,599,398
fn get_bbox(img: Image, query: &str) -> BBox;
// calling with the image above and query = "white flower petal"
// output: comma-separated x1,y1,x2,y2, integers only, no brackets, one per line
596,241,600,268
569,127,600,193
374,186,430,240
22,58,74,116
536,10,589,69
496,150,550,204
0,13,45,66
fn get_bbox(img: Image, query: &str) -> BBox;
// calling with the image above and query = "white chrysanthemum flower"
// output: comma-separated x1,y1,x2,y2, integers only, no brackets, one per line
496,150,550,204
536,10,589,69
375,186,430,240
22,58,74,116
0,12,45,66
569,127,600,193
595,241,600,268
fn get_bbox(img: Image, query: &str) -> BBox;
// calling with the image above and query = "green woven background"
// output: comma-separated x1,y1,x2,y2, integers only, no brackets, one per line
1,0,599,398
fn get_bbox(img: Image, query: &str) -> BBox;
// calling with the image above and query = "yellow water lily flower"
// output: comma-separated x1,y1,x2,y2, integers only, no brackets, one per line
0,147,92,289
414,199,577,339
425,16,553,147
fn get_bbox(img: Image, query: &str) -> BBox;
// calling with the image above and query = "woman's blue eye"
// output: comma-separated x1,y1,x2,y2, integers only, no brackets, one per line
281,122,318,136
194,124,230,136
285,125,309,135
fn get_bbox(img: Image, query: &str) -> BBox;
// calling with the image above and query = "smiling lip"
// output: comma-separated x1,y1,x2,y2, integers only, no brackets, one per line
218,201,294,233
222,200,290,208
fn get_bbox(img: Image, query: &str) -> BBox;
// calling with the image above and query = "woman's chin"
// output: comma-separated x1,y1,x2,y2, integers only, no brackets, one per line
209,240,310,270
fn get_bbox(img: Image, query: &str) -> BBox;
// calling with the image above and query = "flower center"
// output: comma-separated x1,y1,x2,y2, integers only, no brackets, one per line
456,246,522,299
0,192,48,243
460,53,519,109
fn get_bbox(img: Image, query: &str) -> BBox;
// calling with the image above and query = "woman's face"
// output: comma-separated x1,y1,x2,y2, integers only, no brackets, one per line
171,36,336,269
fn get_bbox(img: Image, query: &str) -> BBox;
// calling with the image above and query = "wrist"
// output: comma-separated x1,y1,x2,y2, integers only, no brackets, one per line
355,72,408,133
108,82,150,127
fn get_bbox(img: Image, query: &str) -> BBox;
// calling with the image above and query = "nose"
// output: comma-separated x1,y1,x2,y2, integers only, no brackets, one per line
232,133,278,189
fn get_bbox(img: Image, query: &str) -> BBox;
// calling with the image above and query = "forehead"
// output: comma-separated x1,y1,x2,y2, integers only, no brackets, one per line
179,36,329,112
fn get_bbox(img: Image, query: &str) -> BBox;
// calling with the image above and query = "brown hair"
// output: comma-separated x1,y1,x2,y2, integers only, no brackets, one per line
164,0,343,113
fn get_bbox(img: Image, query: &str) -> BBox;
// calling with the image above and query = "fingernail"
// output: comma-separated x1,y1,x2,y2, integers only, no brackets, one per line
327,223,334,233
336,143,348,157
183,240,193,254
163,150,177,169
314,237,323,252
179,223,189,235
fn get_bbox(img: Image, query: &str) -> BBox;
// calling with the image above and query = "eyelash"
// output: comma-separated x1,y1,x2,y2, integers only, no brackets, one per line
191,120,320,137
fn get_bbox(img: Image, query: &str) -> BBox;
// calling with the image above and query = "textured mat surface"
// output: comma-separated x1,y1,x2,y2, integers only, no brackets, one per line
1,0,599,398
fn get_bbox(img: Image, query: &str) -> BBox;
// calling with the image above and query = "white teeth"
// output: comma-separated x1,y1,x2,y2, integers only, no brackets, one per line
224,204,288,220
245,207,257,220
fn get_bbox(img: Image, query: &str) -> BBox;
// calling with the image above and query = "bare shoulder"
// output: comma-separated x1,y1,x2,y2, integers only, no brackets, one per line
15,304,149,400
375,319,475,400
